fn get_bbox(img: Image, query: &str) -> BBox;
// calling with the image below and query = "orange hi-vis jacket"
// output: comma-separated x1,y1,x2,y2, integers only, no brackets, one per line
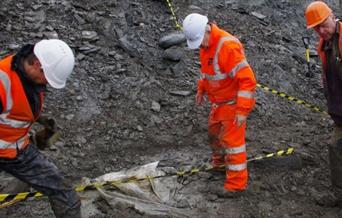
317,21,342,72
0,55,43,158
198,24,256,117
317,21,342,89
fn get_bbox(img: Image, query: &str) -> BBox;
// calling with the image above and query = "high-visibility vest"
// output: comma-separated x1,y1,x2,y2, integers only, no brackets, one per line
317,21,342,89
317,21,342,72
198,24,256,116
0,55,43,158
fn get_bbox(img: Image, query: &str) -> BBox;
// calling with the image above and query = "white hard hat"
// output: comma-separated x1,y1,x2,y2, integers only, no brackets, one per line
182,13,208,49
34,39,75,89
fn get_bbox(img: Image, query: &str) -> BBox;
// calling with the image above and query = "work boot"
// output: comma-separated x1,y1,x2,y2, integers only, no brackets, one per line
210,165,225,172
329,138,342,204
208,184,244,198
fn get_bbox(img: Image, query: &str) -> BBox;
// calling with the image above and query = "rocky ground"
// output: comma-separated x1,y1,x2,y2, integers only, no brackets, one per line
1,0,342,217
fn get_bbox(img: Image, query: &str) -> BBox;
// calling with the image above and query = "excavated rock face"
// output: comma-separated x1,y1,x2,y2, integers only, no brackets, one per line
1,0,342,217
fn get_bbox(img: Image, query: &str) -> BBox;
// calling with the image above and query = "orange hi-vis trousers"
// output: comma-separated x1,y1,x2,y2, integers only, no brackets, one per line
208,104,247,191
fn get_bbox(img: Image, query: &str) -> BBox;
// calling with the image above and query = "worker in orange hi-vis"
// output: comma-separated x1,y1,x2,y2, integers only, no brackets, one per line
183,13,256,197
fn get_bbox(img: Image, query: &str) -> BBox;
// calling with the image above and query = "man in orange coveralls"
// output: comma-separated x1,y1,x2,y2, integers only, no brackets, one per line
183,13,256,197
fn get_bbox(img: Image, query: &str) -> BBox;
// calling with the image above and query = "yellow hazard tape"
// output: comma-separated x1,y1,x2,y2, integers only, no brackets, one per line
248,147,294,162
257,83,328,115
305,49,310,62
165,0,182,30
0,147,295,206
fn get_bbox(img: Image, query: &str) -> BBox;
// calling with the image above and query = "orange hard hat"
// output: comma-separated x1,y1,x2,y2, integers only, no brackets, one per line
305,1,332,29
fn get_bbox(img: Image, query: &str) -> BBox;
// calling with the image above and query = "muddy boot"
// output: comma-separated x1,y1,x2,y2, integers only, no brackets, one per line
329,138,342,205
49,192,82,218
208,183,244,198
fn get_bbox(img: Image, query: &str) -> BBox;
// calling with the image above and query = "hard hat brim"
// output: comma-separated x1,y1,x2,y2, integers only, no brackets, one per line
186,33,205,49
306,18,327,29
44,73,66,89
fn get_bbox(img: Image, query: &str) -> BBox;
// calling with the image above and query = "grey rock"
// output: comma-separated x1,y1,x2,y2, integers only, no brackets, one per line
74,13,86,25
176,199,190,208
150,115,163,125
76,95,83,101
82,31,99,41
169,90,191,97
188,5,203,13
160,167,177,174
8,44,19,50
76,53,86,61
66,114,75,120
162,48,184,62
78,136,87,144
207,194,219,202
79,44,100,54
151,101,161,112
137,125,143,131
44,31,59,39
55,141,65,147
119,35,136,56
108,51,116,57
49,145,58,151
170,61,187,76
251,11,267,20
158,32,186,49
237,0,266,7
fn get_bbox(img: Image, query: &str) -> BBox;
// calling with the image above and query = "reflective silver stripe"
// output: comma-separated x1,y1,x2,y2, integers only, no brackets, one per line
225,144,246,154
203,35,249,81
237,90,254,99
203,73,229,81
206,59,249,81
213,36,240,75
227,60,249,79
0,70,12,111
238,114,247,119
0,70,31,128
0,116,31,128
0,136,27,149
212,99,236,107
226,163,247,171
